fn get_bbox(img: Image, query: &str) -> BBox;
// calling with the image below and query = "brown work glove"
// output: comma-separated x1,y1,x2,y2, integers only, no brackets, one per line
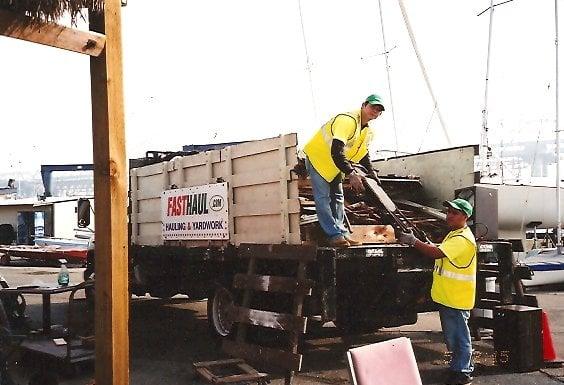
348,171,365,193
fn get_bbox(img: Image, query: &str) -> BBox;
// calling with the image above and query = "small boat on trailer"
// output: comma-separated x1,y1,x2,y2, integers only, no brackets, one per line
0,244,88,265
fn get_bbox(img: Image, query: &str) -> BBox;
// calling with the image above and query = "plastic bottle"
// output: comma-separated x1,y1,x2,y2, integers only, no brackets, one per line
58,263,70,286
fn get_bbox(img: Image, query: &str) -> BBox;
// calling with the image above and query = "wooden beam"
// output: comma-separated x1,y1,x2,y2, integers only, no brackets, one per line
89,1,128,384
0,9,105,56
233,273,314,296
229,306,308,333
223,340,303,372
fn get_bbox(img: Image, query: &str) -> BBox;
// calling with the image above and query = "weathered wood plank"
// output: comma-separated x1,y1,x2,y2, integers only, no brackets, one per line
347,225,396,244
223,340,302,371
133,189,161,201
236,362,260,374
0,9,105,56
194,367,215,383
193,358,245,368
235,254,256,343
229,306,308,333
278,141,291,244
180,150,221,168
134,161,171,178
233,274,313,296
193,358,267,384
238,244,317,262
228,134,297,160
286,261,308,384
130,168,139,244
233,232,301,246
232,199,300,218
225,146,235,242
136,210,161,223
89,3,129,385
215,372,269,384
231,167,293,187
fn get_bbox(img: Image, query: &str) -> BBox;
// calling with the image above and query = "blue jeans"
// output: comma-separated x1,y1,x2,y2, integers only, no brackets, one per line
305,157,348,240
439,304,474,374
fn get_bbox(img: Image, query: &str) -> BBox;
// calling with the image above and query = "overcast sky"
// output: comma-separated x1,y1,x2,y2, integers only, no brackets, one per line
0,0,560,177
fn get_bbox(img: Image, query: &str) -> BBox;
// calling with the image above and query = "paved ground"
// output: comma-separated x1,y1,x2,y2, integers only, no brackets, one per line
0,262,563,385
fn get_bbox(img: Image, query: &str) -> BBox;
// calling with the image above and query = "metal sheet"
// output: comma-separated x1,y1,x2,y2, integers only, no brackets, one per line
372,145,479,209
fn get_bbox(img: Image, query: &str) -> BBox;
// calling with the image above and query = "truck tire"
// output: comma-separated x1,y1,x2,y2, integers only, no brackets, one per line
207,284,234,338
0,254,10,266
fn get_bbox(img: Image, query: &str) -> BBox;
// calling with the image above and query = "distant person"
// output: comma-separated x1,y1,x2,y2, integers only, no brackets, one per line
303,94,384,247
398,198,476,385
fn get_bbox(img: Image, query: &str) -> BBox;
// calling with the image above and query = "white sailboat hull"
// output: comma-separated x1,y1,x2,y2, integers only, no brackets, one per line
519,248,564,287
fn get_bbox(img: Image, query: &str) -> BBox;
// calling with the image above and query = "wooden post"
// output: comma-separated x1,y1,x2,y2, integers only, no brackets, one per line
89,1,129,384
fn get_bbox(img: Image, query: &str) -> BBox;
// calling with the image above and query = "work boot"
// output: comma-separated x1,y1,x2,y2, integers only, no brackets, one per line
445,371,473,385
344,236,363,246
328,236,350,248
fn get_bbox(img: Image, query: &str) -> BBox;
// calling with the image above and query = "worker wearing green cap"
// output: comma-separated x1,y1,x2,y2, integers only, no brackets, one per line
303,94,385,247
398,198,477,385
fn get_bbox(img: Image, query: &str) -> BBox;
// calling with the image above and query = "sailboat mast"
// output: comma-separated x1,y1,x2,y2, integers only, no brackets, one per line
377,0,399,154
556,0,562,248
481,0,494,176
478,0,514,177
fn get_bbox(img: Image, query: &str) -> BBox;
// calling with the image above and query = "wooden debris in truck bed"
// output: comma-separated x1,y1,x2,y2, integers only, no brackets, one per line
297,173,449,245
347,225,396,244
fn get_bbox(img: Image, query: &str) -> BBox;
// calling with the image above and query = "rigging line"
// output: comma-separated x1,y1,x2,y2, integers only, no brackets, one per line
417,105,436,153
477,0,515,17
297,0,318,123
377,0,399,153
397,0,451,146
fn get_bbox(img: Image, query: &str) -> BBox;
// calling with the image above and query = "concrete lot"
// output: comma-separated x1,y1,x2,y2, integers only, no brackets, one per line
0,263,562,385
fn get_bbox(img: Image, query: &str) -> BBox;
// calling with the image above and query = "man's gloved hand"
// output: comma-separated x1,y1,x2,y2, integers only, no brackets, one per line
348,171,365,193
397,230,417,246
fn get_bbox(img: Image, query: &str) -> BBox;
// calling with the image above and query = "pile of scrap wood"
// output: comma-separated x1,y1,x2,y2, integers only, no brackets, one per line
297,173,449,245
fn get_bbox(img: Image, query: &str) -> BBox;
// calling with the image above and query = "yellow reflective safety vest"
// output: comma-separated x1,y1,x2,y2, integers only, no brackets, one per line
303,110,373,182
431,226,477,310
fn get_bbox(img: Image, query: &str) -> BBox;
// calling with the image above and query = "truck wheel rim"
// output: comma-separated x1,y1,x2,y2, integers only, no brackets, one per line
212,286,234,337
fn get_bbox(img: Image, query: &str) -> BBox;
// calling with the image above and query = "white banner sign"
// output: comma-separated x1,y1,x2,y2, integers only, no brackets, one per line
161,183,229,240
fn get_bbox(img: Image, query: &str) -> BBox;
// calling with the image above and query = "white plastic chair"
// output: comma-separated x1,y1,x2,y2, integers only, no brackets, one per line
346,337,423,385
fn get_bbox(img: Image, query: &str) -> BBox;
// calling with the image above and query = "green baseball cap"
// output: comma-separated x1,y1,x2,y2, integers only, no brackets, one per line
443,198,473,217
365,94,385,110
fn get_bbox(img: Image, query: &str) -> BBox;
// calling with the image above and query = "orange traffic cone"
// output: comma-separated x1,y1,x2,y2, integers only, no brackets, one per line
541,311,559,363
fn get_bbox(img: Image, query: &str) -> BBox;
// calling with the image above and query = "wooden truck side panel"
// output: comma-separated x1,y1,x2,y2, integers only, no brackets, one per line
130,134,301,247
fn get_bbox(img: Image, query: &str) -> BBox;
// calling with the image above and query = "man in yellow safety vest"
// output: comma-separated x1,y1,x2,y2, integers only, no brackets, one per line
303,94,384,247
398,198,476,385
